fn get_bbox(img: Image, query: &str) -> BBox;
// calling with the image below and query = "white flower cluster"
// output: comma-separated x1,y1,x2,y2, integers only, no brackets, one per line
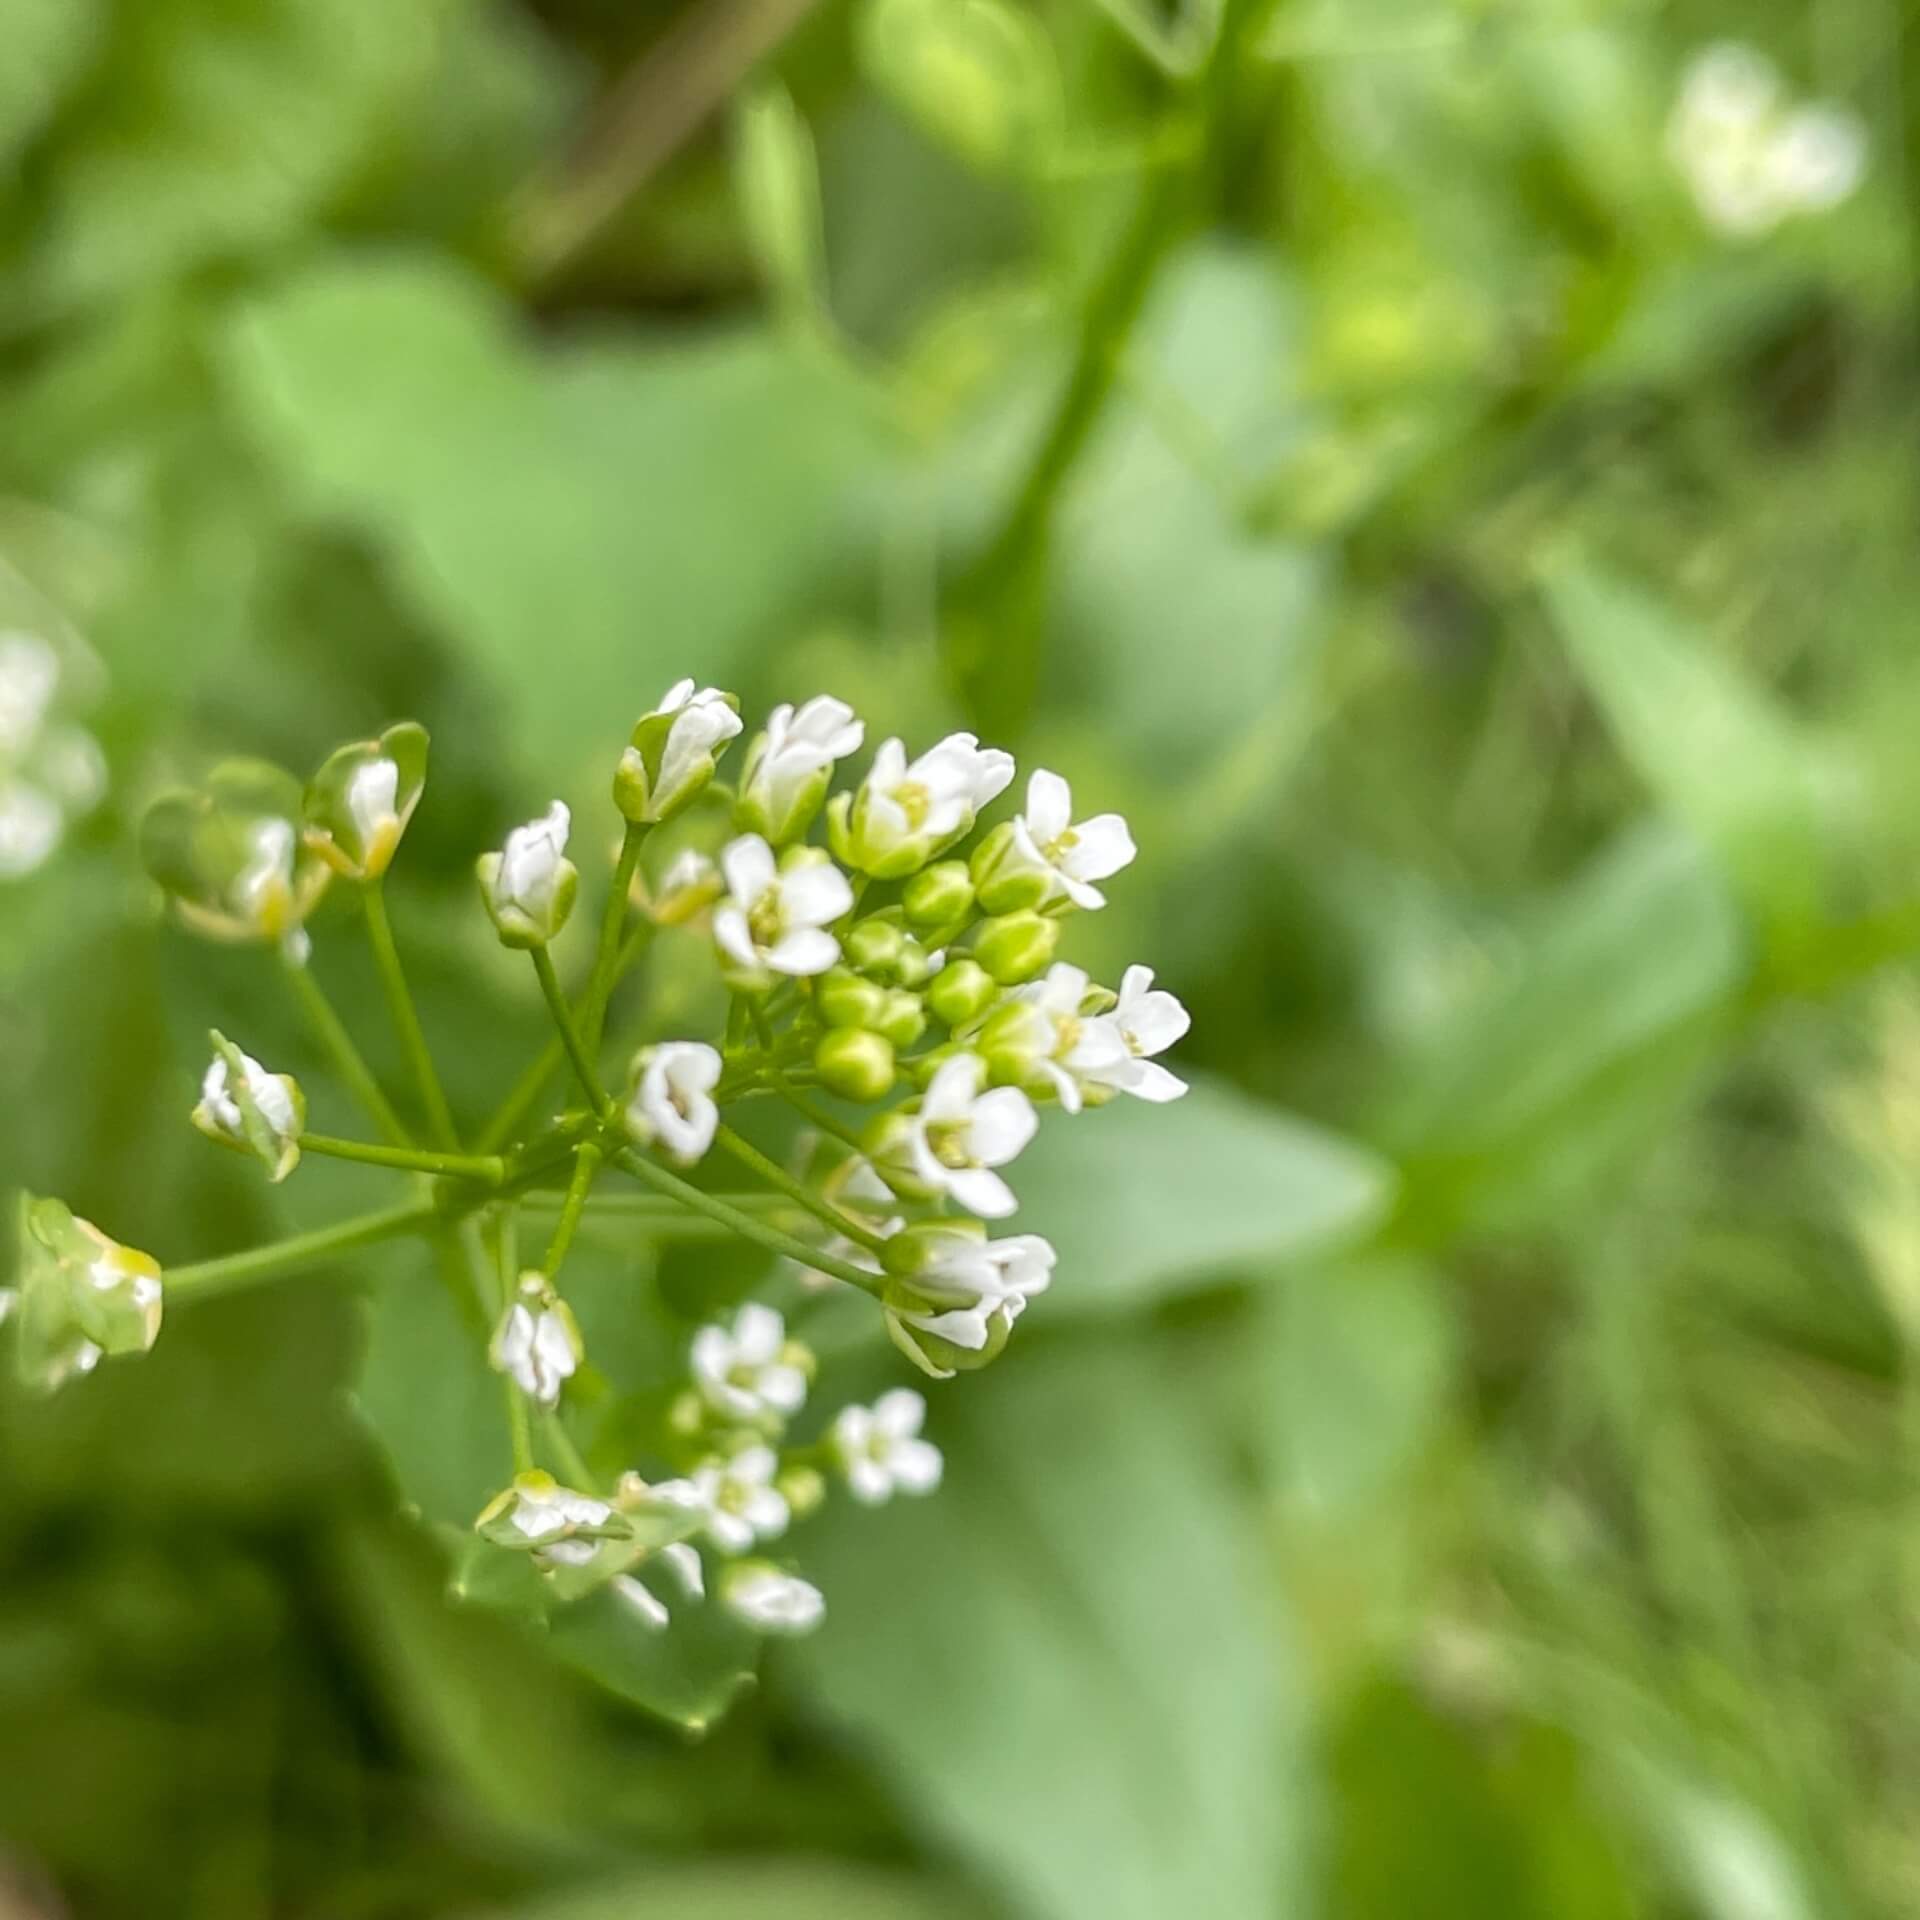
0,630,107,882
1669,43,1865,239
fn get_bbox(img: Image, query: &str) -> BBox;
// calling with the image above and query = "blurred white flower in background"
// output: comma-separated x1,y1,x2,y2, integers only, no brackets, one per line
0,628,109,882
1669,43,1865,239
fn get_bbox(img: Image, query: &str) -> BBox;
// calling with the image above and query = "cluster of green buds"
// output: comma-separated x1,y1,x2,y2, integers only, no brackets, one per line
12,676,1188,1670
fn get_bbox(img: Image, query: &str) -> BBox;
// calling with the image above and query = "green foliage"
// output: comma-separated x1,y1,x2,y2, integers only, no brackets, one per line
2,0,1919,1916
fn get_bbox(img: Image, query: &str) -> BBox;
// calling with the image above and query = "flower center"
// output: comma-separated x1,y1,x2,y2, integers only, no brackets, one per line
747,893,785,948
925,1120,974,1170
895,780,931,831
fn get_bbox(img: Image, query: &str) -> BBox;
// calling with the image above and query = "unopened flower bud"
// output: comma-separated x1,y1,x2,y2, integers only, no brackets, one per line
893,934,939,988
302,721,428,882
192,1030,305,1182
489,1271,584,1409
928,957,997,1027
844,915,904,976
874,988,927,1050
477,801,577,948
814,1027,897,1102
735,695,863,846
974,909,1059,984
903,859,975,929
816,965,889,1030
11,1193,163,1392
776,1464,827,1518
140,759,331,946
643,848,724,926
969,819,1055,914
614,680,743,826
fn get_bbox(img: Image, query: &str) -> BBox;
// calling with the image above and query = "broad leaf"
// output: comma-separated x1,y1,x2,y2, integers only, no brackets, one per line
1013,1073,1392,1315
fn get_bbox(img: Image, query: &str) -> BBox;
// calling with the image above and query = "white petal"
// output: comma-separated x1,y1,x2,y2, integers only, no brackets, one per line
1024,769,1072,842
967,1087,1038,1166
614,1574,671,1629
1121,1058,1189,1102
1062,812,1135,883
709,1509,755,1554
948,1164,1018,1219
921,1052,985,1122
732,1302,785,1363
742,1486,790,1538
970,747,1016,808
778,861,854,928
765,926,840,976
1057,871,1107,911
759,1362,809,1413
889,1437,944,1496
846,1457,892,1505
657,677,696,714
720,833,777,907
873,1387,926,1437
711,906,760,971
659,1541,705,1597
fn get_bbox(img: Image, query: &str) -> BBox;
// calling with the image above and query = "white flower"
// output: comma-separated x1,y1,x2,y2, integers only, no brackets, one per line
646,848,722,926
722,1562,825,1635
832,1389,943,1505
501,1475,611,1541
983,963,1132,1114
192,1036,305,1180
712,834,851,982
656,1444,789,1554
616,679,743,824
0,631,59,756
884,1226,1055,1369
490,1274,583,1408
0,780,63,879
479,801,578,947
1007,770,1135,911
1082,965,1190,1104
904,1052,1037,1217
832,732,1014,878
690,1301,810,1422
1668,43,1865,238
738,695,864,844
626,1041,722,1164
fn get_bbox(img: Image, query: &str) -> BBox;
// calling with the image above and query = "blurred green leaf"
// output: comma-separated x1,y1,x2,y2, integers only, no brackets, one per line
0,0,100,170
1015,1073,1392,1315
794,1332,1301,1920
222,254,891,781
1540,556,1832,933
546,1578,758,1734
501,1859,982,1920
1386,825,1745,1230
15,0,457,313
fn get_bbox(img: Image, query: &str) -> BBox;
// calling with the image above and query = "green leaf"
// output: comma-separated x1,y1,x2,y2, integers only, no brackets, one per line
15,0,458,313
220,254,889,781
792,1332,1302,1920
1385,825,1746,1232
1013,1073,1392,1315
500,1860,981,1920
734,82,828,326
545,1577,758,1734
353,1239,507,1531
1539,556,1833,932
0,0,101,168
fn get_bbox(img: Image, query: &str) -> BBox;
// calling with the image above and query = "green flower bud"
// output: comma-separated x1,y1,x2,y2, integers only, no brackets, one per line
191,1031,305,1183
969,818,1054,914
140,759,331,948
814,1027,897,1102
613,681,743,826
776,1464,827,1518
816,965,889,1030
477,802,578,949
302,721,428,882
10,1194,163,1393
973,909,1060,984
903,859,975,929
893,934,938,988
843,914,905,976
885,1295,1019,1376
874,988,927,1050
928,957,997,1027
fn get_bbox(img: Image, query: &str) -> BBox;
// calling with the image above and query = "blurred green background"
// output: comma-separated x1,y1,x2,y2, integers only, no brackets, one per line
4,0,1920,1914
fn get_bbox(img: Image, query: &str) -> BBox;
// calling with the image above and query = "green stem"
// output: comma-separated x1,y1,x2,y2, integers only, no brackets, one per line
491,1211,534,1474
301,1133,505,1184
533,946,614,1119
542,1144,602,1278
611,1148,885,1293
544,1411,599,1492
711,1122,890,1254
944,0,1253,735
166,1200,438,1301
582,822,647,1054
280,951,411,1147
771,1081,871,1158
363,880,460,1151
516,1188,800,1217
